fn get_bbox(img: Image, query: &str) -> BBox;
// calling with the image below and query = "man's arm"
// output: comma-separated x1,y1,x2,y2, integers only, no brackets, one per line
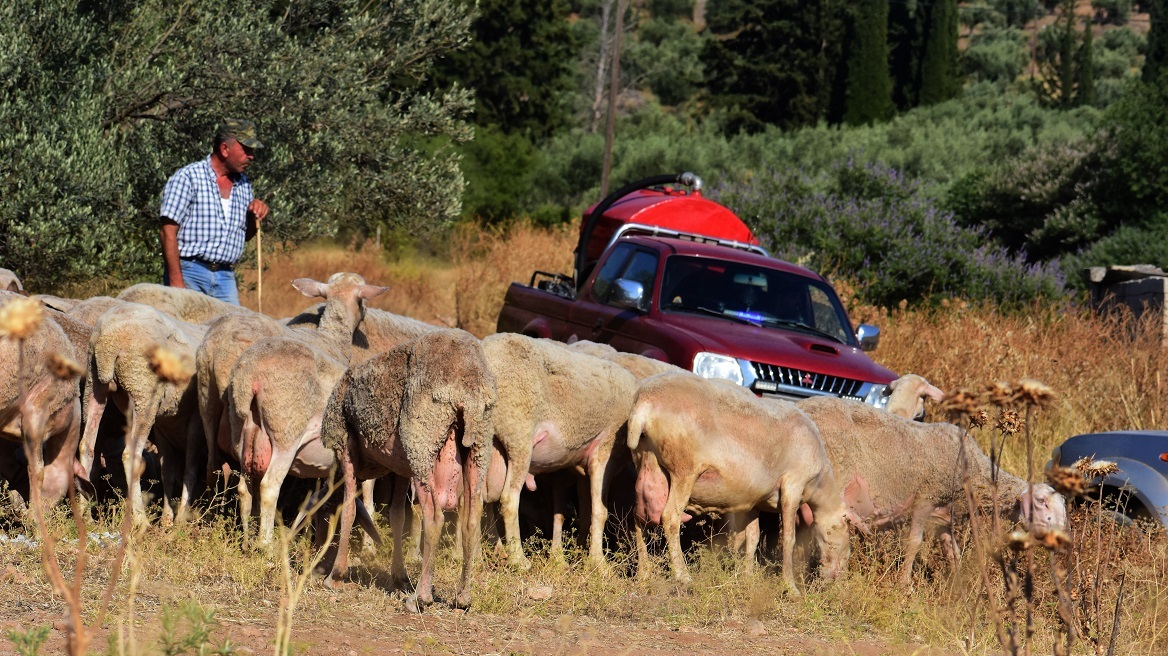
245,198,269,241
160,219,184,288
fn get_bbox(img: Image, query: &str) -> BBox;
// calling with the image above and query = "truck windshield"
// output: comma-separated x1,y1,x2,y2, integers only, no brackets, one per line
659,256,855,345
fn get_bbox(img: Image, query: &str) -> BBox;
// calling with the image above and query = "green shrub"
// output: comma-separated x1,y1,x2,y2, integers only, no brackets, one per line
962,26,1030,82
712,158,1067,308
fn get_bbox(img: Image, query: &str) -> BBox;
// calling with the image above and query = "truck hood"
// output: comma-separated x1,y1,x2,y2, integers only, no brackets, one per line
664,313,896,383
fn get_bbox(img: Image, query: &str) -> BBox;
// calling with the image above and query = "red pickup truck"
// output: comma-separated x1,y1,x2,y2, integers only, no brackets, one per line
495,173,897,406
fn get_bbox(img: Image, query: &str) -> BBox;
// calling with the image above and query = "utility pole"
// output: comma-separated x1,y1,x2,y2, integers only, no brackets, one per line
599,0,626,199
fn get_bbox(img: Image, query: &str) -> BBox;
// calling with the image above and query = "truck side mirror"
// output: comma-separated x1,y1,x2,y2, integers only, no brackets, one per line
856,324,880,351
609,278,647,312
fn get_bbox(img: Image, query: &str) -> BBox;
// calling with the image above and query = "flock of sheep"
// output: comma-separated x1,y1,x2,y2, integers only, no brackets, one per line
0,267,1068,614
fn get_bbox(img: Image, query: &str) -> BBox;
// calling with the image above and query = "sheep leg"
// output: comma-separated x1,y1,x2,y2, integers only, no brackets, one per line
898,504,935,588
631,449,666,581
123,398,160,525
236,471,256,544
585,430,618,568
202,392,222,488
211,410,232,490
18,406,48,516
549,476,566,562
727,511,761,573
360,479,377,554
406,481,443,614
79,376,110,477
326,437,359,586
258,448,298,548
388,474,409,589
155,435,178,526
778,477,804,595
575,474,592,549
454,446,486,610
498,440,533,571
662,470,699,584
177,417,203,522
939,524,960,571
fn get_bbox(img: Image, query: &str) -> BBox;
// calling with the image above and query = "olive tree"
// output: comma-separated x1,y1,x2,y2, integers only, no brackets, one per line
0,0,474,290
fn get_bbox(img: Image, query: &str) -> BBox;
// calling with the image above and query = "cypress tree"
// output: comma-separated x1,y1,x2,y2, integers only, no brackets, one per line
1146,0,1168,82
702,0,849,131
887,0,925,111
1077,18,1095,106
844,0,894,126
918,0,962,105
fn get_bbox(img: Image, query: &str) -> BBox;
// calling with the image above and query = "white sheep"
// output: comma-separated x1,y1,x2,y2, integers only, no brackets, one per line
796,395,1067,585
321,329,496,612
195,311,285,485
79,302,207,524
481,333,637,569
885,373,945,420
116,283,248,324
626,373,851,590
225,273,388,546
0,293,85,512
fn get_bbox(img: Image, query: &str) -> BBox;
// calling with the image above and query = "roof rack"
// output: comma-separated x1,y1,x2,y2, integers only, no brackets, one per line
606,222,770,258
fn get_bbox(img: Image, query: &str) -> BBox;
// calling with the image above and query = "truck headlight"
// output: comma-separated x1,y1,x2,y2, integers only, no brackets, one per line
693,352,743,386
863,383,890,410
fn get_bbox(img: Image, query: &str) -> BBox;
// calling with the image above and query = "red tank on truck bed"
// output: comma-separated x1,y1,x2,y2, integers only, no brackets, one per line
579,188,759,268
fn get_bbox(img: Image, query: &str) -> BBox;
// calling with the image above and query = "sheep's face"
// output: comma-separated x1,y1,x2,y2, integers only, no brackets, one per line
1019,483,1068,533
815,507,851,581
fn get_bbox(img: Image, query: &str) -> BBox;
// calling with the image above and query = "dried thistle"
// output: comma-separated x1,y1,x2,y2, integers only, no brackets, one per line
47,351,84,380
1072,456,1120,479
148,346,193,385
940,387,983,419
1006,529,1034,552
1013,378,1055,408
985,381,1016,407
0,297,44,340
969,409,990,429
1035,529,1072,552
1046,466,1088,498
995,409,1022,436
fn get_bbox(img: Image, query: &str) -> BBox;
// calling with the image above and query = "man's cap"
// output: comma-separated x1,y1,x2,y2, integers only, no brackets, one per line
216,118,264,149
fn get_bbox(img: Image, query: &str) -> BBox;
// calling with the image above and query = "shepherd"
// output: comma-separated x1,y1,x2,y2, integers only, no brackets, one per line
159,119,270,305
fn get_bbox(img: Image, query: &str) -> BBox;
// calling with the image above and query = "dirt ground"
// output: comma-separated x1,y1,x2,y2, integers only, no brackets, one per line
1,602,945,656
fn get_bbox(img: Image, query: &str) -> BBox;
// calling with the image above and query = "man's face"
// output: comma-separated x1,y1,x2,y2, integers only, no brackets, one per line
220,139,255,174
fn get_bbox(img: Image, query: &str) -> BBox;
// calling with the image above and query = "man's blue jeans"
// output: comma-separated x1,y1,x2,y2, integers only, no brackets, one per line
166,258,240,305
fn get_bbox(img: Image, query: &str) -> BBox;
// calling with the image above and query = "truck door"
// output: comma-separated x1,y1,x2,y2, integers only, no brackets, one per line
566,243,661,352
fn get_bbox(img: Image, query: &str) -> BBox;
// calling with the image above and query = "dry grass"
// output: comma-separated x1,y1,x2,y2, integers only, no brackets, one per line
5,223,1168,654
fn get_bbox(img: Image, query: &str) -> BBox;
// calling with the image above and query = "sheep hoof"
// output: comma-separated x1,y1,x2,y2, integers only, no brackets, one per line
391,573,411,592
507,555,532,572
454,590,472,610
405,594,421,614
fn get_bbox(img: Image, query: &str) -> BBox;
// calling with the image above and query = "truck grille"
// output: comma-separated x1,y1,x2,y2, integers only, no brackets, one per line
749,361,865,399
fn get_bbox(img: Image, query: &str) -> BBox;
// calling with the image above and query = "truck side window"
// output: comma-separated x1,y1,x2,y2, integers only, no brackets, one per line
809,286,850,343
591,243,635,302
616,251,660,310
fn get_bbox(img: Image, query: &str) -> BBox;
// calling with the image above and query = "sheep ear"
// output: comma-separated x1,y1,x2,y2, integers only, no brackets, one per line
924,383,946,402
291,278,328,299
359,285,391,301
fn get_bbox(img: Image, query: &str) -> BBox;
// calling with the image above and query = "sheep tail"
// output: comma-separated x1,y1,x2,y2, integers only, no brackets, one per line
627,402,647,451
92,346,122,385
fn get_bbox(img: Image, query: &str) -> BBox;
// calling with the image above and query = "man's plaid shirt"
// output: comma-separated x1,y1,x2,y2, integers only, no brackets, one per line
160,156,254,265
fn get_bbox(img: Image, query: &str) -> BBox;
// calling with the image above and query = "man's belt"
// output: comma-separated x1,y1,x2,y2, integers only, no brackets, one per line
181,256,234,272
